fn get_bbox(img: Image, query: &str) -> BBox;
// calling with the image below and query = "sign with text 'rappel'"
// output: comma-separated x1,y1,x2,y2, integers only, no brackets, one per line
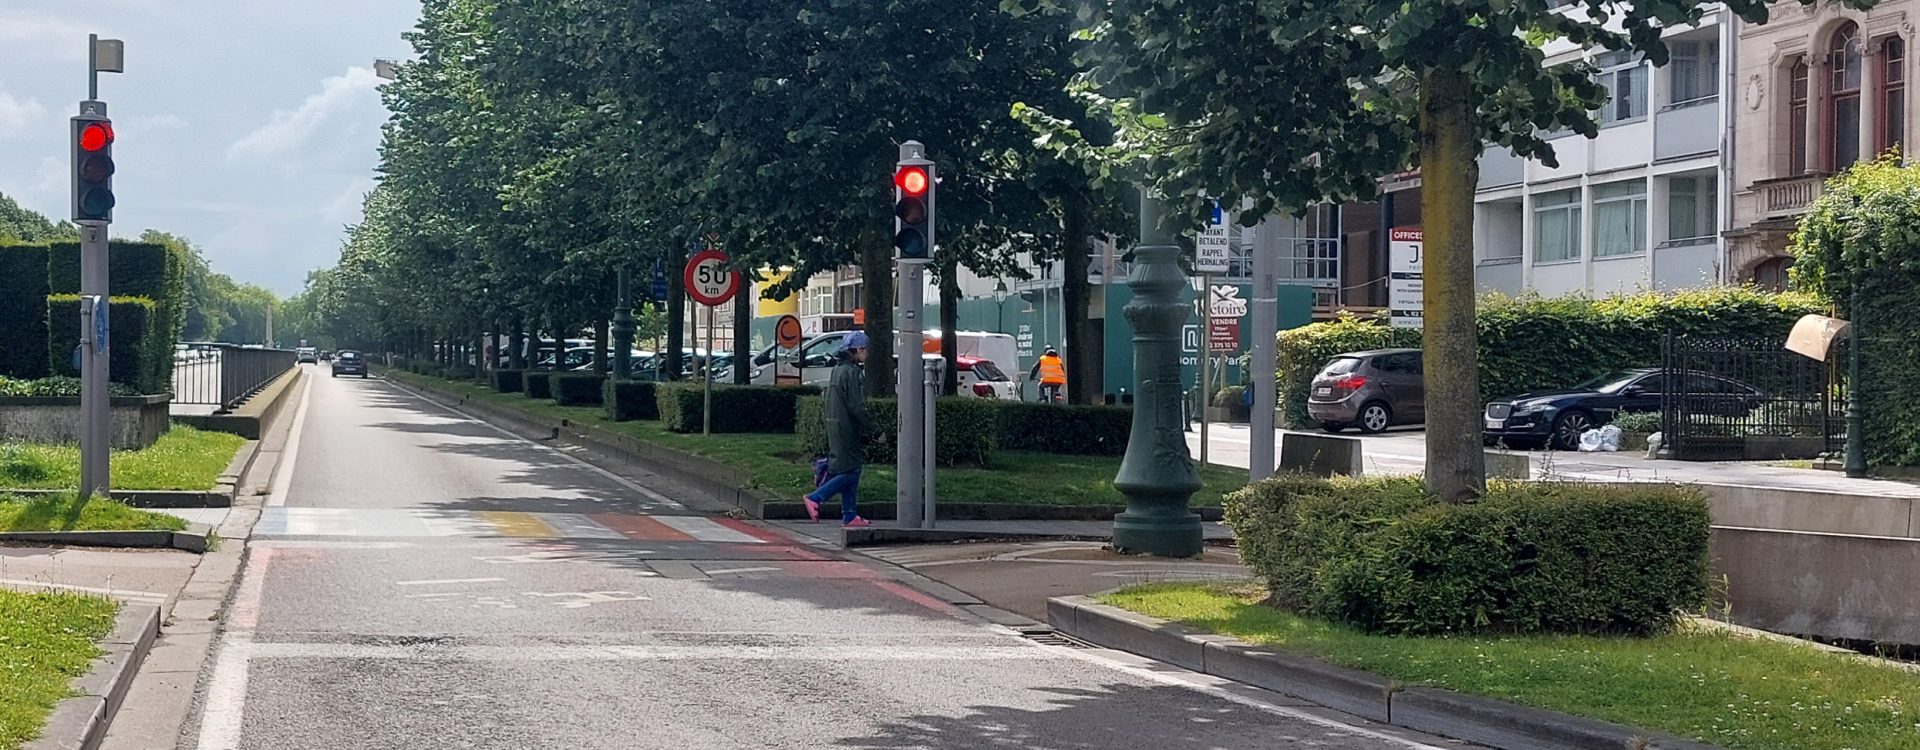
1195,204,1230,274
1389,227,1424,330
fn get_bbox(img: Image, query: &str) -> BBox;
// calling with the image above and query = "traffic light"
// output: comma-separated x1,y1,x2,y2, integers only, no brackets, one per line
893,163,934,260
71,117,115,222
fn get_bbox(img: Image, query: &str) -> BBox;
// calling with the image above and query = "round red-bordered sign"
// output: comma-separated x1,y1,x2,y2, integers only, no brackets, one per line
683,248,741,306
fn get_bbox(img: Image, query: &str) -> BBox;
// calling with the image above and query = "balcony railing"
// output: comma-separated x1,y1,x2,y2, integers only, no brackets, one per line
1758,173,1828,217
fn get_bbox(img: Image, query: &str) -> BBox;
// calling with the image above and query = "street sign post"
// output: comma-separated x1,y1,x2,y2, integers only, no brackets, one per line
1196,204,1230,274
73,34,124,500
683,248,740,436
773,314,804,385
894,141,936,529
1207,318,1240,352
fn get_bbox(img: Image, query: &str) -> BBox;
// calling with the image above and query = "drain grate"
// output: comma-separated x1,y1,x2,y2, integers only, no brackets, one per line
1018,628,1093,649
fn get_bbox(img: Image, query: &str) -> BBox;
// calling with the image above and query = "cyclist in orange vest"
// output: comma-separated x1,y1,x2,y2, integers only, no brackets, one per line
1030,346,1067,403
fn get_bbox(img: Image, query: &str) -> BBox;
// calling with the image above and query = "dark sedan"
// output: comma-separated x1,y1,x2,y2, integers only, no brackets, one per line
1483,368,1763,450
330,350,369,378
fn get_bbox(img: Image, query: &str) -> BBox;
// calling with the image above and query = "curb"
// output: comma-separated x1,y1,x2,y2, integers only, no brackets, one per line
1047,595,1725,750
763,501,1226,523
23,603,161,750
0,522,213,553
842,526,1123,547
0,489,232,509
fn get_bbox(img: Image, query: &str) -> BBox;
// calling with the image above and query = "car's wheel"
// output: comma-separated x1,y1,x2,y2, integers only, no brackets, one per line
1550,410,1593,451
1356,401,1393,434
1318,422,1346,434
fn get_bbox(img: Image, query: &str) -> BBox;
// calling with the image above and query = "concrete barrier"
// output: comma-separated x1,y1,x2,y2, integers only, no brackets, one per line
0,394,171,449
1278,433,1363,477
1711,526,1920,645
1484,451,1531,479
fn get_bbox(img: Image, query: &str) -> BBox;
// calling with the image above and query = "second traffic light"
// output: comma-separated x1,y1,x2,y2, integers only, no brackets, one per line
71,116,115,223
893,162,935,260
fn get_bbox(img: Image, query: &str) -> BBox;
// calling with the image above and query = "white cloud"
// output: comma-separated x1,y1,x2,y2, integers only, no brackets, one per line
0,11,94,58
123,113,186,132
321,176,375,225
0,89,47,132
226,67,379,162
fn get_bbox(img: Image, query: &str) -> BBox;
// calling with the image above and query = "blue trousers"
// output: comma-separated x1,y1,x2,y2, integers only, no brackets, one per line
806,469,862,523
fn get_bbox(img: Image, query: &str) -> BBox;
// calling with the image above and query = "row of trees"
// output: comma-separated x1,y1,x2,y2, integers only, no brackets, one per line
303,0,1841,497
296,0,1124,401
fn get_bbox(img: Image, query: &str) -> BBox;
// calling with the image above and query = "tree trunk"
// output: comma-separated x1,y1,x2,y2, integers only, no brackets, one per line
666,245,686,381
732,287,752,385
1061,195,1094,405
509,317,525,369
861,231,895,398
939,256,960,396
593,318,610,375
1419,68,1486,503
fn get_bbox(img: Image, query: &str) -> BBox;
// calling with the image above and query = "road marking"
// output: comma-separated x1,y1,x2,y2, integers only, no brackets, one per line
1054,646,1457,750
392,381,685,509
243,642,1067,661
586,513,697,542
478,511,559,538
654,514,762,543
701,566,782,576
196,547,273,750
522,590,650,608
540,513,627,539
395,577,507,587
266,375,313,508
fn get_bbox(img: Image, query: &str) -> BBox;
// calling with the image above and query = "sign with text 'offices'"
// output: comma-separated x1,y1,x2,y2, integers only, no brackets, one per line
1389,227,1424,330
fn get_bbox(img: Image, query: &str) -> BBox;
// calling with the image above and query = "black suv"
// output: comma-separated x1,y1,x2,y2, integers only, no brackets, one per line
331,350,369,378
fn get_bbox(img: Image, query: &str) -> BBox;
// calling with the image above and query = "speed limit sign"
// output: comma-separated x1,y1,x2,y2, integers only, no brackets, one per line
683,249,741,307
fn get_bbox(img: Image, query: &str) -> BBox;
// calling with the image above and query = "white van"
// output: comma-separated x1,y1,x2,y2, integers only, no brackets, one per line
760,330,1018,399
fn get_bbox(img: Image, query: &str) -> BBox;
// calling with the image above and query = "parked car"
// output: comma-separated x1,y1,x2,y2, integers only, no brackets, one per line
534,346,594,371
1307,349,1424,433
331,350,369,378
1483,368,1765,450
295,347,319,364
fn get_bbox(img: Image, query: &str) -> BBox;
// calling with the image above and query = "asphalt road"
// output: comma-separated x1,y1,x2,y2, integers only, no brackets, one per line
180,371,1471,750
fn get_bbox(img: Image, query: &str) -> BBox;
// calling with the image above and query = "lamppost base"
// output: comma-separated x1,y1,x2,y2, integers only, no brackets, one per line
1112,510,1204,558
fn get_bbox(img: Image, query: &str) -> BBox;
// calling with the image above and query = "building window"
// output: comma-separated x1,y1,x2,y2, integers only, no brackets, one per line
1597,51,1647,124
1533,189,1582,263
1665,176,1719,244
1830,22,1864,170
1669,40,1721,105
1883,36,1905,155
1790,57,1810,174
1592,180,1648,257
1751,256,1794,292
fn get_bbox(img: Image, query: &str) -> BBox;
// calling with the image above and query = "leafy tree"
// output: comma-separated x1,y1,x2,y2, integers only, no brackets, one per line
1017,0,1849,500
0,193,78,243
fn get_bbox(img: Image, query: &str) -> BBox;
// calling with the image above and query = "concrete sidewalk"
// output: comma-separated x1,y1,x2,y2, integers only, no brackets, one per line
1191,422,1920,497
860,539,1250,622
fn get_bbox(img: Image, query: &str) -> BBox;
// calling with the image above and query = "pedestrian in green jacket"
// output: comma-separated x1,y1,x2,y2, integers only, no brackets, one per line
803,331,872,526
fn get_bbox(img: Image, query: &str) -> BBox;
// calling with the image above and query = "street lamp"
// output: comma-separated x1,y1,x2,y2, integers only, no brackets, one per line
992,280,1009,334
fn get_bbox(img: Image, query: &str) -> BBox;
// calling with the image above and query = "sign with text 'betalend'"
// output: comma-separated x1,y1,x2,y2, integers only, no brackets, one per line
1195,204,1230,274
1389,227,1424,330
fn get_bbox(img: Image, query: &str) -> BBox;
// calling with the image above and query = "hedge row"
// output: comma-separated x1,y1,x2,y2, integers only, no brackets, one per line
553,374,606,406
1225,475,1710,636
47,241,186,395
524,371,554,399
603,380,658,421
991,401,1132,456
795,396,998,467
655,383,822,433
1275,288,1826,428
0,246,50,379
491,368,525,393
45,295,161,394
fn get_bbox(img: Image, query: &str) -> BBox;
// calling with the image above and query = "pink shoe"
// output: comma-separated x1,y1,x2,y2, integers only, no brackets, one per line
844,517,871,528
802,497,821,523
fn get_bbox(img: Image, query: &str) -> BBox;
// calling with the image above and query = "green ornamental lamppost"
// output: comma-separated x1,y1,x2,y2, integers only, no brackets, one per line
1112,190,1204,557
612,267,635,381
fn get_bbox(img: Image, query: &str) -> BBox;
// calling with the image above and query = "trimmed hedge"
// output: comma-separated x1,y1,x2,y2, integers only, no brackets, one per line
656,383,822,433
796,396,996,467
1276,289,1826,428
491,369,525,393
524,372,555,400
0,375,138,397
46,241,185,394
604,380,658,421
0,245,50,379
1226,475,1710,636
46,295,161,394
989,401,1132,456
553,374,606,406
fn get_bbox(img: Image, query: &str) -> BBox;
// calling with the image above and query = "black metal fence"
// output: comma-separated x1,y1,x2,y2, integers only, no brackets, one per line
173,344,297,411
1660,335,1844,461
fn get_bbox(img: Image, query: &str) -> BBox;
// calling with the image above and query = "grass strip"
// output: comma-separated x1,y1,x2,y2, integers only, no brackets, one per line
388,369,1245,506
0,494,188,533
1102,583,1920,750
0,590,117,749
0,426,245,492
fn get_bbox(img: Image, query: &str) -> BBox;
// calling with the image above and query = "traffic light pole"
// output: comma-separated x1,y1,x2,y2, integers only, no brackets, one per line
79,220,110,498
894,141,936,529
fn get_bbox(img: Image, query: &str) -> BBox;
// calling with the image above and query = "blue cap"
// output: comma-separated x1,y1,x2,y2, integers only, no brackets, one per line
841,331,870,351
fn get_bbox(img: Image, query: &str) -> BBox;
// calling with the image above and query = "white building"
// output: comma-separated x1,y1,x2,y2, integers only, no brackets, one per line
1470,9,1735,296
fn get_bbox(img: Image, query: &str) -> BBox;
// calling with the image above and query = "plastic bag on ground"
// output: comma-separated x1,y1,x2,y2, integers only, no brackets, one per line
1578,424,1624,452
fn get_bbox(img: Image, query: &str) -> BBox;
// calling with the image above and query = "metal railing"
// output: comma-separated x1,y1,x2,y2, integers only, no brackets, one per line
1660,335,1844,461
172,344,297,412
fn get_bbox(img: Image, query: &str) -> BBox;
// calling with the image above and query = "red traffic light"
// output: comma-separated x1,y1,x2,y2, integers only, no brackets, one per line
895,166,929,197
79,122,114,152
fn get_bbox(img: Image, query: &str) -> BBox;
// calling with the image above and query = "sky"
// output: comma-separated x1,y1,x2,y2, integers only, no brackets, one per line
0,0,420,296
